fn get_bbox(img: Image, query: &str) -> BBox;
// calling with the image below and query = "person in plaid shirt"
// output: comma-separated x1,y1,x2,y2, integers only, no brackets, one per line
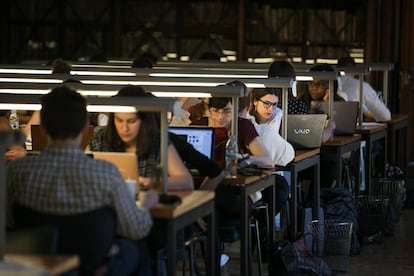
7,85,159,275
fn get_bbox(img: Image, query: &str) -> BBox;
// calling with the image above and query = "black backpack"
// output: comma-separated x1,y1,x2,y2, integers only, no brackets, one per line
320,188,361,255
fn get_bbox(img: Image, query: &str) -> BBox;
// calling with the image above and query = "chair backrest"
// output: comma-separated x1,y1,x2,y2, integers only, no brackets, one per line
6,224,58,254
13,205,117,275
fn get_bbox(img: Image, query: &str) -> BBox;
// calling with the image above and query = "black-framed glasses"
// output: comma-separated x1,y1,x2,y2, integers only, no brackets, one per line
209,108,232,116
309,81,327,89
258,99,278,109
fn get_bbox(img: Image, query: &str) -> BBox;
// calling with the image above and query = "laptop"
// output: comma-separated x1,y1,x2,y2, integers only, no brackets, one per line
169,126,215,159
91,151,139,183
31,124,94,151
287,114,327,149
310,101,359,136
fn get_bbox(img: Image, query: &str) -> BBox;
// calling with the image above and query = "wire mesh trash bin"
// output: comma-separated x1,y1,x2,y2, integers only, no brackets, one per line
308,220,353,273
355,196,389,244
371,178,404,221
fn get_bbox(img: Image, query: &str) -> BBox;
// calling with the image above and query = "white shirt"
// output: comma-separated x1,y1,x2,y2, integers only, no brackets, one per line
338,75,391,122
247,114,295,167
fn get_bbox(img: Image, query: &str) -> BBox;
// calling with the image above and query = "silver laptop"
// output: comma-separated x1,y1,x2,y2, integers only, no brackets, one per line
90,152,139,183
287,114,327,149
310,101,359,136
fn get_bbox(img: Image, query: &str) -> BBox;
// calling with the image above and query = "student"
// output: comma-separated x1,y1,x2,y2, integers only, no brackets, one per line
337,56,391,122
7,85,158,275
191,96,273,169
0,116,26,162
88,86,194,191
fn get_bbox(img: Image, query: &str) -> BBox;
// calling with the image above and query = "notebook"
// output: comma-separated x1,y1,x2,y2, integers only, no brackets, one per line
169,126,215,159
31,124,94,151
287,114,327,149
91,151,139,183
310,101,359,136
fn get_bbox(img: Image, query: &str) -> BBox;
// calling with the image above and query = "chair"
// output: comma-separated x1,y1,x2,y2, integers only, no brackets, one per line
6,224,58,254
185,231,208,276
219,215,263,276
12,205,117,276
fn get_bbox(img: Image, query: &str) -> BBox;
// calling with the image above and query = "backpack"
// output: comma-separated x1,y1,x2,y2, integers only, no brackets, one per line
320,188,361,255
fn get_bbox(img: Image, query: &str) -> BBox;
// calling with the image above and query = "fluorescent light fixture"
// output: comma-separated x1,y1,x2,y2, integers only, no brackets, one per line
252,58,274,63
0,78,62,84
71,71,135,76
219,57,228,62
0,89,49,95
305,59,315,64
149,73,267,78
180,56,190,61
72,64,130,68
0,69,52,74
87,105,136,113
151,92,211,98
296,76,313,81
0,103,41,110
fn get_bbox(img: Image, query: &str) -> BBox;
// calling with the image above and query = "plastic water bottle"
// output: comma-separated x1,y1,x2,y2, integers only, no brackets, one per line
225,135,238,178
9,110,19,130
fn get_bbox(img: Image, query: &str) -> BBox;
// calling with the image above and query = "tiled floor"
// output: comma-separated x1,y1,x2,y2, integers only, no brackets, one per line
221,208,414,275
183,208,414,275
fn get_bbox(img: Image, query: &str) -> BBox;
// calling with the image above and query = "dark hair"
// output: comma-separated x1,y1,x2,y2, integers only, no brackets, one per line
198,52,221,61
52,58,72,74
40,85,87,140
248,88,279,117
131,56,153,68
300,64,342,105
267,60,296,98
105,85,160,159
337,56,356,67
208,97,231,110
225,80,249,113
140,52,158,64
267,60,296,78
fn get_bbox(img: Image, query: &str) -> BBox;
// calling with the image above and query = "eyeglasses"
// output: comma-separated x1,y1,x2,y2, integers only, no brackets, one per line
309,81,327,89
209,108,232,116
258,99,278,109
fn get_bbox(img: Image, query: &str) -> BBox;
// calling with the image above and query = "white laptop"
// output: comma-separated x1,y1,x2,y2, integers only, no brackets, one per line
287,114,327,149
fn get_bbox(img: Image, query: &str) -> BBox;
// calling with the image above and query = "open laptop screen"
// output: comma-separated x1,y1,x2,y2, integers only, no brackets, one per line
169,126,215,159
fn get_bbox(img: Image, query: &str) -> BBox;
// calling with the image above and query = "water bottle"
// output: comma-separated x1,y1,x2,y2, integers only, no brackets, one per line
9,110,19,130
225,135,238,178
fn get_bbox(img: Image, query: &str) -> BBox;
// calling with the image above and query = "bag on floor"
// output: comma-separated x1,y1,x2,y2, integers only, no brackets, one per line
320,187,361,255
268,240,331,276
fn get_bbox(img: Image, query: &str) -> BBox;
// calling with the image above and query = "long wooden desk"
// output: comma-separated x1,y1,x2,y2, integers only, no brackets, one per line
148,190,215,276
4,254,79,275
356,123,387,194
276,148,320,241
321,134,362,194
386,114,408,173
221,170,275,276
